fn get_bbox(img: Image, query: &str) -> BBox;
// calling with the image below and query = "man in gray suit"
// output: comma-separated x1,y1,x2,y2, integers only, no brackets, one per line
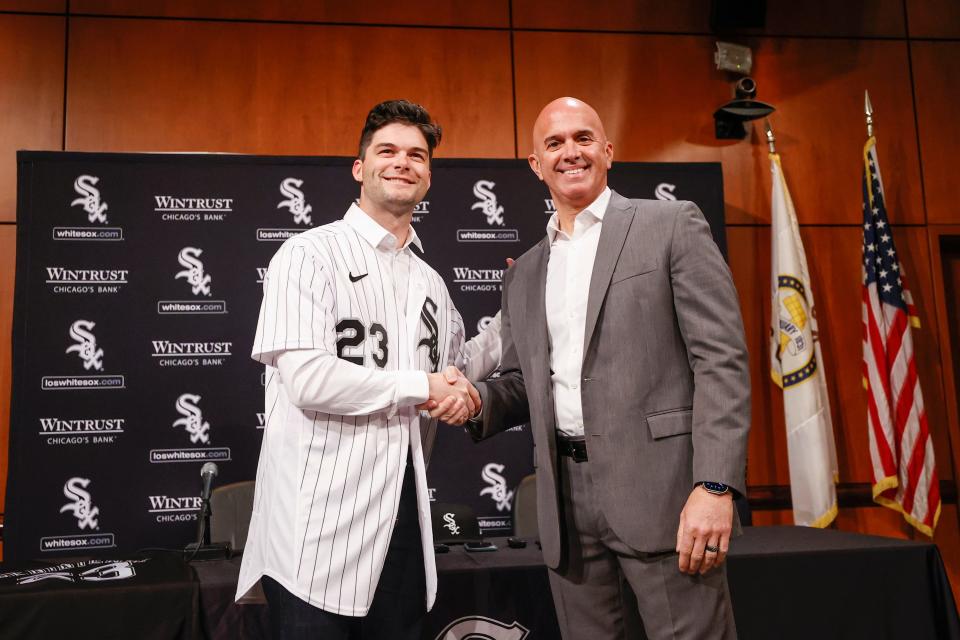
466,97,750,639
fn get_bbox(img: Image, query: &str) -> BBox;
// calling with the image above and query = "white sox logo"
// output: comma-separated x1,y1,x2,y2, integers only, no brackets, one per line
479,463,514,512
173,393,210,444
70,175,109,223
18,561,136,585
472,180,505,226
435,616,530,640
655,182,678,201
65,320,104,371
60,477,100,530
442,512,461,536
277,177,313,225
419,297,440,372
175,247,212,296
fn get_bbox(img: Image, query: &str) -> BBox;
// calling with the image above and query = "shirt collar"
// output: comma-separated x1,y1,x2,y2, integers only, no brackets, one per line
546,187,612,243
344,202,423,253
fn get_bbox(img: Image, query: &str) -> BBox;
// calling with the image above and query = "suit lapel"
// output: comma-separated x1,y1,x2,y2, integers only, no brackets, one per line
583,191,635,353
526,237,551,372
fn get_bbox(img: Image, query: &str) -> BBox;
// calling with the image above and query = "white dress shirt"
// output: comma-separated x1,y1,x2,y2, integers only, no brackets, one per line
545,187,611,438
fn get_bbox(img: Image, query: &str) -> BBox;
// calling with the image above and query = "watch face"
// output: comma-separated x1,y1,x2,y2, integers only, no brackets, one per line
702,482,729,494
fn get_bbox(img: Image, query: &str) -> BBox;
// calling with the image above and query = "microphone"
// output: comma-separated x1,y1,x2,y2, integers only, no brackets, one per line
184,462,230,561
199,462,218,503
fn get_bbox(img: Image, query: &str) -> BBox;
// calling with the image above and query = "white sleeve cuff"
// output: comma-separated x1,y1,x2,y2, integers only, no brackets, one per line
395,370,429,409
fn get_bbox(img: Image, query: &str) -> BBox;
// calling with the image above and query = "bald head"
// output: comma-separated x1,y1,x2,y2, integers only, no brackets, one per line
528,97,613,218
531,97,608,151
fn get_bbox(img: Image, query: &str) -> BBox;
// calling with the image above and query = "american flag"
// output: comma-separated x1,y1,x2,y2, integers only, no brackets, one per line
862,136,940,536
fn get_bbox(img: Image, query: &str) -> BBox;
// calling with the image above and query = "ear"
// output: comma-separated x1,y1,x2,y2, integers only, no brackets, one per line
351,158,363,183
528,153,544,182
604,141,614,169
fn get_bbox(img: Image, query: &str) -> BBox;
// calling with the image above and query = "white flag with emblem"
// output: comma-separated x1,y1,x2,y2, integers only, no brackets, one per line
769,153,838,527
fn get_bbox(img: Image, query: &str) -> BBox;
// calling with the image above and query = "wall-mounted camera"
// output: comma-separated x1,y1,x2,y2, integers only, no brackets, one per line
713,42,775,139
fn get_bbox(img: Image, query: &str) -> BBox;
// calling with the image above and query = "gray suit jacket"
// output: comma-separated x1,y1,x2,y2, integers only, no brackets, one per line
474,191,751,569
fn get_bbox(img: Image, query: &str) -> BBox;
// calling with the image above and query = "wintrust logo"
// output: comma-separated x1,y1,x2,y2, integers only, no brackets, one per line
158,248,227,314
153,195,234,222
452,267,503,293
411,200,430,224
172,394,210,444
42,320,125,391
71,175,109,223
655,182,678,201
543,198,557,215
479,463,514,512
55,175,124,241
256,267,268,284
175,247,212,296
277,177,313,225
40,477,116,552
149,394,231,464
256,412,266,429
151,340,233,367
148,495,203,523
45,267,129,294
457,180,519,243
39,417,125,446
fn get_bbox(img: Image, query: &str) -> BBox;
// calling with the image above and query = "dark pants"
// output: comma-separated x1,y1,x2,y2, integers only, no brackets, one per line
262,455,426,640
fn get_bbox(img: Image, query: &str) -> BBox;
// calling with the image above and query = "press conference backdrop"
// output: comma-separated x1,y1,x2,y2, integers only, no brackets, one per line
4,152,724,563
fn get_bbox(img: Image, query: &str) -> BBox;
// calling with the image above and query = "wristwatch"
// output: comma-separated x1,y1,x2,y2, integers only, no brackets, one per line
697,481,730,495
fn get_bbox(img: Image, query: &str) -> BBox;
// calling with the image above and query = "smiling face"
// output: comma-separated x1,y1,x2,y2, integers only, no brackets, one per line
352,122,432,217
528,98,614,216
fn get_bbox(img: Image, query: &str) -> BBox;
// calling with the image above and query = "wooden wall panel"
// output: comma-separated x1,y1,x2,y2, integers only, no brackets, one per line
0,14,64,221
66,18,515,158
906,0,960,38
512,0,904,37
513,33,922,225
0,226,14,518
0,1,64,11
70,0,509,27
912,41,960,224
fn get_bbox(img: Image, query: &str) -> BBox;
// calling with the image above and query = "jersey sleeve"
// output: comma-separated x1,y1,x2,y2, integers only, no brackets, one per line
251,239,334,366
455,310,502,382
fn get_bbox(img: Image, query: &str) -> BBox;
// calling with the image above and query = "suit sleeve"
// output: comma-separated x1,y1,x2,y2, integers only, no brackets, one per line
669,202,751,496
472,265,531,439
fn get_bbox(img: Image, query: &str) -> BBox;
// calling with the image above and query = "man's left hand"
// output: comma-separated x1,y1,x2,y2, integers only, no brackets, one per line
676,485,733,575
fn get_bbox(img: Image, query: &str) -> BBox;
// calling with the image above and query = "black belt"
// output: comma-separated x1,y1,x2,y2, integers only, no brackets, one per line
557,436,588,463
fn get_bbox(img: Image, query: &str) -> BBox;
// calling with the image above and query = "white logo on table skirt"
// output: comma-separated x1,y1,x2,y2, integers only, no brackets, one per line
278,177,313,225
71,175,109,223
175,247,212,296
60,477,100,530
479,462,514,512
435,616,530,640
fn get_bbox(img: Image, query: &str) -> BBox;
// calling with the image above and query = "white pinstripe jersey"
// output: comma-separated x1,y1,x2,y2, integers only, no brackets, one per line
236,204,484,616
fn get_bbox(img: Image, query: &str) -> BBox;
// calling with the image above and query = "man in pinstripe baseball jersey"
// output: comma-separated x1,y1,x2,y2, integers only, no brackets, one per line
236,100,500,639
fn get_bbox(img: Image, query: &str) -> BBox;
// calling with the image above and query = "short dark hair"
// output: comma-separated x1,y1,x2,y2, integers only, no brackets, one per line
358,99,442,160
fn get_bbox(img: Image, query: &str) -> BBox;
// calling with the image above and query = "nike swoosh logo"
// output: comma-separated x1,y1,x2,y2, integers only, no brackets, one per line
349,272,368,283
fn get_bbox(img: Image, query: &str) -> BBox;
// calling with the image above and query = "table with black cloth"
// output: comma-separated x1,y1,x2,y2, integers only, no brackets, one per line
1,526,957,639
197,526,960,640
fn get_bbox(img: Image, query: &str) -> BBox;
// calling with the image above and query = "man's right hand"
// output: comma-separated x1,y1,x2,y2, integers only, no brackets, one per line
418,366,480,425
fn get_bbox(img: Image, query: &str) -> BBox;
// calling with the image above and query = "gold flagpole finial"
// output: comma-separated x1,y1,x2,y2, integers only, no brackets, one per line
865,90,874,138
764,119,777,154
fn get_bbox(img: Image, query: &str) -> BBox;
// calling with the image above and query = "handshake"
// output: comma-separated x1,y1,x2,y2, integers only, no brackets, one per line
416,366,480,426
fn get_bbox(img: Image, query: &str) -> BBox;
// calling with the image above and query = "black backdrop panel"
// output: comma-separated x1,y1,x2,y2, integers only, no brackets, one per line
5,151,724,563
